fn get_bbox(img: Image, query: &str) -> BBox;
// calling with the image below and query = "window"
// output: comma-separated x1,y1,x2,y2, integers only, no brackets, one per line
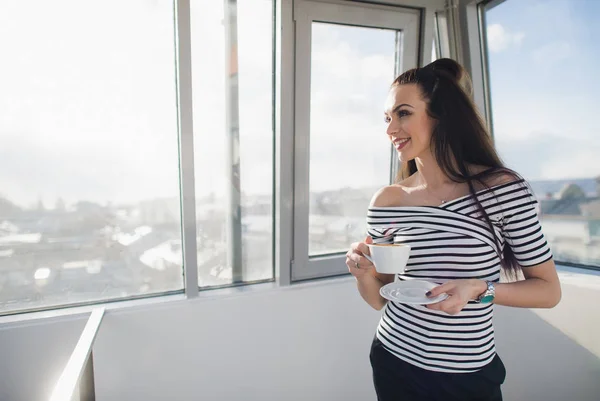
0,0,275,315
0,0,183,314
307,22,397,257
190,0,274,287
483,0,600,269
292,1,419,280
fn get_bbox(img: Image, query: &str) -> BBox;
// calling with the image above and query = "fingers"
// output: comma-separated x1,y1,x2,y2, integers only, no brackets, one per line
426,298,463,315
426,281,458,314
425,300,444,311
352,241,370,257
346,253,374,270
425,280,475,315
346,256,360,271
346,238,375,275
426,281,454,298
345,257,354,272
346,256,370,277
349,240,373,265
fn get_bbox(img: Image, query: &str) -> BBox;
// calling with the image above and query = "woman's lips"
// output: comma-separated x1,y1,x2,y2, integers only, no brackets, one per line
394,138,410,150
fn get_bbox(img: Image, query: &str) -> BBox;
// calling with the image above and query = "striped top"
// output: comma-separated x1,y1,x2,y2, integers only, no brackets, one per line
367,179,552,373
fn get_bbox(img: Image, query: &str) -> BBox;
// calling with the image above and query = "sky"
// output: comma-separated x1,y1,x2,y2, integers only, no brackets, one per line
0,0,598,208
309,22,398,193
485,0,600,181
0,0,272,208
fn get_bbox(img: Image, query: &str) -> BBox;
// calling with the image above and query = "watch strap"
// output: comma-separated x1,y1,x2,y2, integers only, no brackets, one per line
476,281,495,303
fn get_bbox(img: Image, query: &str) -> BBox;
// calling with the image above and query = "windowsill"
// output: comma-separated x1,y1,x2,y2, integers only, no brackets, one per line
0,264,597,328
555,264,600,290
0,275,356,328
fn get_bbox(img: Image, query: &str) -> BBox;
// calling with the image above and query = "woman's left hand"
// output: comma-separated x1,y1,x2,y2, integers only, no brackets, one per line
425,279,487,315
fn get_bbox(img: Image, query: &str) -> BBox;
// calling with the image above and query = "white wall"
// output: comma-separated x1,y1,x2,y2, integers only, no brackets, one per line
93,280,380,401
1,274,599,401
0,316,85,401
495,283,600,401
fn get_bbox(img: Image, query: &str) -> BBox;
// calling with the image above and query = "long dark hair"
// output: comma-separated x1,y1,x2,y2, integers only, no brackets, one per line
392,58,520,277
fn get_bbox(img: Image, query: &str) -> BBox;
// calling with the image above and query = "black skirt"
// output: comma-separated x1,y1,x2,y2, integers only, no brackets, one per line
369,337,506,401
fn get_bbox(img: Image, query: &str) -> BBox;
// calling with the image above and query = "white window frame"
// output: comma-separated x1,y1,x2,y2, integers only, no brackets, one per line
282,0,443,283
175,0,200,298
450,0,506,133
277,0,448,285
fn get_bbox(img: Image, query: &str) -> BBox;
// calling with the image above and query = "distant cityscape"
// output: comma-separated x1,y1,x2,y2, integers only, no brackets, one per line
1,176,598,313
0,194,273,313
535,178,600,267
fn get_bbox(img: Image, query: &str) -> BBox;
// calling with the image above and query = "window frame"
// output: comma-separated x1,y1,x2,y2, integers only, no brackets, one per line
289,0,427,282
475,0,600,272
0,0,277,317
176,0,200,299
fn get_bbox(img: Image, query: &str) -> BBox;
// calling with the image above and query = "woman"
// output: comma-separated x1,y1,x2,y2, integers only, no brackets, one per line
345,58,561,401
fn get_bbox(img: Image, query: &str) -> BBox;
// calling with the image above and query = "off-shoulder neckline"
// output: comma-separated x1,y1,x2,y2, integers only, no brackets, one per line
369,179,527,211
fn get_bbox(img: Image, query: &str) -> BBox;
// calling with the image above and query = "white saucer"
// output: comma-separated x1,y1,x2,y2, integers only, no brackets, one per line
380,280,448,305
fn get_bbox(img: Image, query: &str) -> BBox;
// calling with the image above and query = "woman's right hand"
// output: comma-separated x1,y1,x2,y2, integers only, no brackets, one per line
345,236,375,279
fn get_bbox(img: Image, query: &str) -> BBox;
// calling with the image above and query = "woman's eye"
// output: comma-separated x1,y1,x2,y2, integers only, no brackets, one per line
385,110,410,123
396,110,410,118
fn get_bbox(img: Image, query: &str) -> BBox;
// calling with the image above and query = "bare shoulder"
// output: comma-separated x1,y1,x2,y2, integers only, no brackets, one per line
471,165,522,188
369,177,416,208
486,172,521,187
369,186,404,208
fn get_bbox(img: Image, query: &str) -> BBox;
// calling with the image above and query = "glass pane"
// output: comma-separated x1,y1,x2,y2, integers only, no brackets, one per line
0,0,183,314
309,23,397,256
191,0,273,286
485,0,600,268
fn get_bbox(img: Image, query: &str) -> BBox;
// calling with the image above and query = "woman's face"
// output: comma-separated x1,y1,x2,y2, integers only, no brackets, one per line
384,84,436,163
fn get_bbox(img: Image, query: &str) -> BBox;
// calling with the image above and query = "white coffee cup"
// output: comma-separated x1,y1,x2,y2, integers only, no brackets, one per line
364,243,411,274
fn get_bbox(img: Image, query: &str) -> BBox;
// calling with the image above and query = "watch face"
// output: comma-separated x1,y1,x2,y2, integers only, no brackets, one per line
480,294,494,304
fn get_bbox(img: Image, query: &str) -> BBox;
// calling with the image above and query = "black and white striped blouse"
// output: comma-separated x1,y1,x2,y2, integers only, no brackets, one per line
366,179,553,373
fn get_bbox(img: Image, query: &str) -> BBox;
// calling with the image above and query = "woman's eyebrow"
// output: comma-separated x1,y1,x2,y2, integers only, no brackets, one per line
386,103,414,114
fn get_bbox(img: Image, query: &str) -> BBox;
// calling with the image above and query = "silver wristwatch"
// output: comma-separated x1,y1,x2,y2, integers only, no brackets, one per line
476,281,495,304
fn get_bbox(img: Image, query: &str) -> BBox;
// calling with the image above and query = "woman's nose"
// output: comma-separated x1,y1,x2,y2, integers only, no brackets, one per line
386,123,398,137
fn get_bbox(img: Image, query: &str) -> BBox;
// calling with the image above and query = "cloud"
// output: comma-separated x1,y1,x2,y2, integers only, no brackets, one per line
486,24,525,53
490,90,598,143
308,23,398,192
495,133,600,181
